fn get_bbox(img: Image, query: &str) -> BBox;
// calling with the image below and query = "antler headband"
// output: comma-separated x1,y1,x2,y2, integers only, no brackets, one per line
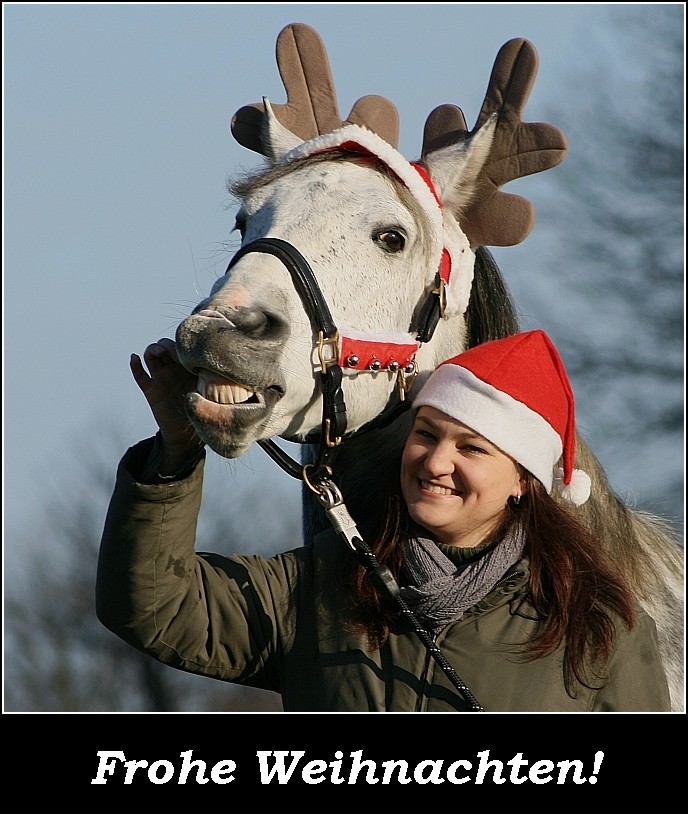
231,23,399,152
230,22,567,249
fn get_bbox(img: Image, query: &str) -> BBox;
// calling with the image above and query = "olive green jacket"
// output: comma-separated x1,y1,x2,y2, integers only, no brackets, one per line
96,438,671,712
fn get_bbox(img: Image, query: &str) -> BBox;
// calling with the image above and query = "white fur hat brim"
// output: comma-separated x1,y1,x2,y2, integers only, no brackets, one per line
413,364,562,493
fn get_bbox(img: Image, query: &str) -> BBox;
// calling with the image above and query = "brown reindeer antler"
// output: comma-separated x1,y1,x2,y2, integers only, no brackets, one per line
231,22,399,152
422,38,568,248
232,27,565,249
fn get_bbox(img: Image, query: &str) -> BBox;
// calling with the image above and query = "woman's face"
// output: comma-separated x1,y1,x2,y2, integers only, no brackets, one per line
401,406,524,548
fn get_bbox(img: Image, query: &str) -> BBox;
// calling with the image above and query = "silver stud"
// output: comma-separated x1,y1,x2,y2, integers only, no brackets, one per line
369,360,381,371
388,360,400,372
346,355,359,367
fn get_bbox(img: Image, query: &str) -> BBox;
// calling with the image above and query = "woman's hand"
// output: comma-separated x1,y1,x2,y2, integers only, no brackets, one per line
130,338,203,470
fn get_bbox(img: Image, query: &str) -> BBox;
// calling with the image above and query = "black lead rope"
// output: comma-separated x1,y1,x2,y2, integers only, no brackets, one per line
309,472,484,712
350,535,484,711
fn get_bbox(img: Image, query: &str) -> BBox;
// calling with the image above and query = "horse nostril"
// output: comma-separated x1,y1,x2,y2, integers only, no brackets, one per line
195,305,235,322
194,304,273,338
231,307,270,336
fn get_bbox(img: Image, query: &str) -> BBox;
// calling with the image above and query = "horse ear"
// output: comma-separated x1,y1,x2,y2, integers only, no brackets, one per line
424,114,497,215
422,38,567,248
262,98,304,162
422,115,498,317
231,22,399,154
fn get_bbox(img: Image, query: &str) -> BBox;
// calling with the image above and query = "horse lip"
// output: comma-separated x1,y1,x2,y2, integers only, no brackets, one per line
184,385,282,425
183,387,282,459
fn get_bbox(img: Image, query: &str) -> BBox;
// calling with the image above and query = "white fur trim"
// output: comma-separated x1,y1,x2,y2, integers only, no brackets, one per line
414,365,562,492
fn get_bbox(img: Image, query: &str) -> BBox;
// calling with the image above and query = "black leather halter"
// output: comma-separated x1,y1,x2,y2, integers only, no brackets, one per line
226,237,444,482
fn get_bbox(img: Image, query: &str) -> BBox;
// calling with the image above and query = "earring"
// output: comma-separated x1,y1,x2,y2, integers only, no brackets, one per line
513,495,521,505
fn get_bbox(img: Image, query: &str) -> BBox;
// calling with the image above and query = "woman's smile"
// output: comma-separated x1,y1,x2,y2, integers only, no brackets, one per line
419,480,461,497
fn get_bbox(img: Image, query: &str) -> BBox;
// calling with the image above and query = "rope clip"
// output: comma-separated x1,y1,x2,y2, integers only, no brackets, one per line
302,464,360,551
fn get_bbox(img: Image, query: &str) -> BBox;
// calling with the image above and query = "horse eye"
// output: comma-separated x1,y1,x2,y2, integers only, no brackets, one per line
374,229,406,253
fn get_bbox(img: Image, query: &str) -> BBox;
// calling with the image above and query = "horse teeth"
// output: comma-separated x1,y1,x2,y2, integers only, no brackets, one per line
196,372,257,405
210,383,250,404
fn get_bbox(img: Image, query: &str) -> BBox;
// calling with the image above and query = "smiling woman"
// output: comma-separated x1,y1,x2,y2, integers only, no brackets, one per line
322,331,669,710
97,329,670,711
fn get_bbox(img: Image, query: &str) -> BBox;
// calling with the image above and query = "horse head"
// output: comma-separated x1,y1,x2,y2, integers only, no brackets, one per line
175,23,566,461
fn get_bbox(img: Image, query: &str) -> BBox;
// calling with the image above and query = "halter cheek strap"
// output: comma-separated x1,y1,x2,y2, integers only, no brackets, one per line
411,161,453,293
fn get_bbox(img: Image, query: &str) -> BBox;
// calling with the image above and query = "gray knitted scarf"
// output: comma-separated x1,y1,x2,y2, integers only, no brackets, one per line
399,526,525,629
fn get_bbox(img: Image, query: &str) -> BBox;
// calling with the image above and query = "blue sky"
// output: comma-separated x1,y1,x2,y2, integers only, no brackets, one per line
3,3,681,576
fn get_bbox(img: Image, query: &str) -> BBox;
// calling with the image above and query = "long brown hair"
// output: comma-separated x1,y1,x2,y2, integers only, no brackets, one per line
342,456,637,691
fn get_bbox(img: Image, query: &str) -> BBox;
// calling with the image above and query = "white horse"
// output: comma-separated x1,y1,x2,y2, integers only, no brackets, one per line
174,24,683,710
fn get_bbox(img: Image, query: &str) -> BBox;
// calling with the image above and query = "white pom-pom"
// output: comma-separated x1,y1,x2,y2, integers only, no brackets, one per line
553,467,592,506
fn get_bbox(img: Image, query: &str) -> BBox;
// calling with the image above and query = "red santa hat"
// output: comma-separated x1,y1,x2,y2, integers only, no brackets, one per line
413,329,592,505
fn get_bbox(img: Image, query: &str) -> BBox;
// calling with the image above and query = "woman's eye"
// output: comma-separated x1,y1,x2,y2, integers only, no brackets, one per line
463,445,487,455
415,429,435,441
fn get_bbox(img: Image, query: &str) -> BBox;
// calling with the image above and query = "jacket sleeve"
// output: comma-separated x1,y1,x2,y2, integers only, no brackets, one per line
96,437,303,692
592,608,672,711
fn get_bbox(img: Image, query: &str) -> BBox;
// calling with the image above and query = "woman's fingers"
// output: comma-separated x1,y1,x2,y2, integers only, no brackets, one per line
129,352,151,394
